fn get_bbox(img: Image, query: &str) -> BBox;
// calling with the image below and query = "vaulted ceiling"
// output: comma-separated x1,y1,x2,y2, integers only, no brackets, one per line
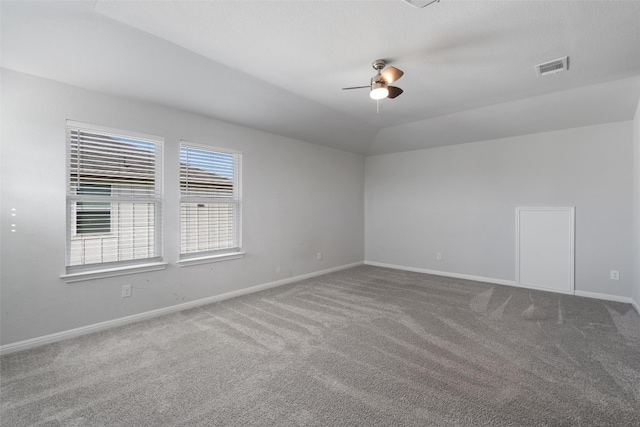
2,1,640,155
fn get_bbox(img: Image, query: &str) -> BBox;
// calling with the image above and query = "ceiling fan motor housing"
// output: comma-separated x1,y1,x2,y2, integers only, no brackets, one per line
370,75,386,87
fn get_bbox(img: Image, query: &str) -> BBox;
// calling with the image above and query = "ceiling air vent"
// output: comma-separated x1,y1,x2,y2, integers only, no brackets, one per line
535,57,568,77
402,0,440,8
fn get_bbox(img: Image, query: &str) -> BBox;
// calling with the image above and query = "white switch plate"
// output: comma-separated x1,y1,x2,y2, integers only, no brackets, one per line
610,270,619,280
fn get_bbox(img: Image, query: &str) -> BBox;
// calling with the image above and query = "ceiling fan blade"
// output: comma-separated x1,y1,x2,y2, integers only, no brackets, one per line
342,86,370,90
387,86,403,99
381,66,404,84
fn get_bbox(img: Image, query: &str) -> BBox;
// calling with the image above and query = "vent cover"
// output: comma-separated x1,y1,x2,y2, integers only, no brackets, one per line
402,0,440,8
535,57,569,77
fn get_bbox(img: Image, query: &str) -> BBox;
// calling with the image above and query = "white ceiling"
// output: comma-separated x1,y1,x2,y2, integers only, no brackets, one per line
2,0,640,155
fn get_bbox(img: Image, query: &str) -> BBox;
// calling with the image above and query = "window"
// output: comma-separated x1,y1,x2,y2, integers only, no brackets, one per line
180,142,241,258
66,122,163,269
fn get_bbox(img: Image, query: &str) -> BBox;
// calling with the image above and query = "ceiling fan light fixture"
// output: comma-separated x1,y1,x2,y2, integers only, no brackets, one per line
370,81,389,100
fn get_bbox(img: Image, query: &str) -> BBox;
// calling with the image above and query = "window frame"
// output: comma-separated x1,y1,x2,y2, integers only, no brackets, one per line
178,141,243,265
63,121,165,279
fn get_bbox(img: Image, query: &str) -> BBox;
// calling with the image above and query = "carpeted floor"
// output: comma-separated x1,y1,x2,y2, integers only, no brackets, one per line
2,265,640,426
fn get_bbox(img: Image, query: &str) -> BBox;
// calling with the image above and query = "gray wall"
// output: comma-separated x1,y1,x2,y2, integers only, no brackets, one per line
365,122,634,297
1,67,637,347
634,97,640,307
0,70,365,345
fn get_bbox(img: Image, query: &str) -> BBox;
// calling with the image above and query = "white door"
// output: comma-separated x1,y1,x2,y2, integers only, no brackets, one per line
516,207,575,294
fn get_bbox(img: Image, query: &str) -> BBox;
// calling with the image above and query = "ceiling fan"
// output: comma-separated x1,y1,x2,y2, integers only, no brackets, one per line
342,59,404,104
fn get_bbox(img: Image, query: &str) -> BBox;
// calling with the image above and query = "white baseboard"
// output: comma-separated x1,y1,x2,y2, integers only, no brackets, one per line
364,261,516,287
0,261,363,356
574,290,634,305
366,261,639,306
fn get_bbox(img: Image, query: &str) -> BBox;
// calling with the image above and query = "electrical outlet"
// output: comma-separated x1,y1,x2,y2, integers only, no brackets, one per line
436,252,442,260
122,284,132,298
610,270,619,280
317,252,323,260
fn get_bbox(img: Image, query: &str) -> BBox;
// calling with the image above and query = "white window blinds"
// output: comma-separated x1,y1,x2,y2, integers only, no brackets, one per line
180,142,241,256
66,122,163,268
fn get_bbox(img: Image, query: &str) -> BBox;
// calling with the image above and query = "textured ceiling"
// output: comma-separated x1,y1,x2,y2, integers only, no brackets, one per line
2,1,640,155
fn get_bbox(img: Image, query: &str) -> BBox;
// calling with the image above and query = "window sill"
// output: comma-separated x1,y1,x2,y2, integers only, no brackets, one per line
177,252,245,267
61,262,168,283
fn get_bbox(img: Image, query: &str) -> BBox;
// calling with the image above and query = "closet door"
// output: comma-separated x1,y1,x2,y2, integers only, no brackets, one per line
516,207,575,294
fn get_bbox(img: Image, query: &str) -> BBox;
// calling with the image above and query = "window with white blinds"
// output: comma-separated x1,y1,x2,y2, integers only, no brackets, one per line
66,122,163,269
180,142,241,257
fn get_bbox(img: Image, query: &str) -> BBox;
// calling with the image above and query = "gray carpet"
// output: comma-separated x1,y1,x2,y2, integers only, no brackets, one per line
2,265,640,426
